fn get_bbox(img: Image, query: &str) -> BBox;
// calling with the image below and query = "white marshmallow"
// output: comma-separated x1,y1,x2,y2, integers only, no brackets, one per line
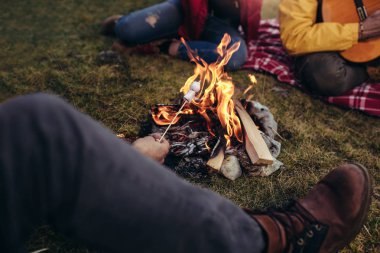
183,81,201,102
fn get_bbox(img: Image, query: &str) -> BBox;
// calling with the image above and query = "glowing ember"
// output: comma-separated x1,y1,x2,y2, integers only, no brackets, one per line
152,34,248,147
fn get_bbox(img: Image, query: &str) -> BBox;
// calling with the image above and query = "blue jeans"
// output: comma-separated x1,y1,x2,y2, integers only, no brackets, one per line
115,0,247,71
0,94,265,253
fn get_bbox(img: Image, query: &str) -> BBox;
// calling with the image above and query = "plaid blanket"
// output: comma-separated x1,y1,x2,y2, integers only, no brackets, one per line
243,19,380,117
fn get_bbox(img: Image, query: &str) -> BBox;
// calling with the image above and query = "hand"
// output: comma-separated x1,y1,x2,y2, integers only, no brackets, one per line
361,10,380,40
132,133,170,164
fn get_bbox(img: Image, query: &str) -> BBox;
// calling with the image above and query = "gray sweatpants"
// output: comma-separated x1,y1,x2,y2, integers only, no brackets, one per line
0,93,264,253
295,52,369,96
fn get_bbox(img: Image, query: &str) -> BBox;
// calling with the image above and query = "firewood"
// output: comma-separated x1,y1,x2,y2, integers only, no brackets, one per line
207,147,225,171
234,100,274,165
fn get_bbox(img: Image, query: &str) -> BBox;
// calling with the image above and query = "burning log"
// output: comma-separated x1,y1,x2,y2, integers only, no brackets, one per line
234,100,274,165
206,130,227,171
207,148,225,171
151,120,214,157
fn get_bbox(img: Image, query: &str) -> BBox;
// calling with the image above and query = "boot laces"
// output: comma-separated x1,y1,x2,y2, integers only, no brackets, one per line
247,200,319,252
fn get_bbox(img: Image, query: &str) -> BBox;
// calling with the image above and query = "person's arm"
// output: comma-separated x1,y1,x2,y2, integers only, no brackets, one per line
279,0,359,55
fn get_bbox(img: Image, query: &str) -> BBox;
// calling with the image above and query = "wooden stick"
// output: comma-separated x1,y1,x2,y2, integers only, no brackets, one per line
158,101,187,142
207,144,225,171
234,100,274,165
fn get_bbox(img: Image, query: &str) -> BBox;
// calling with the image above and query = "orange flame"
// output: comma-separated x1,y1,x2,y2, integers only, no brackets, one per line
152,34,244,147
152,106,194,125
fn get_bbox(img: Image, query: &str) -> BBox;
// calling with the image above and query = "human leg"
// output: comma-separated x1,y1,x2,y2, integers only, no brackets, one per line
176,16,248,71
295,53,369,96
0,93,265,253
0,94,372,253
114,0,183,46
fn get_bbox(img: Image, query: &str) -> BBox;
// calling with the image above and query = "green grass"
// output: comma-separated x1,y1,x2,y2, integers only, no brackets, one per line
0,0,379,252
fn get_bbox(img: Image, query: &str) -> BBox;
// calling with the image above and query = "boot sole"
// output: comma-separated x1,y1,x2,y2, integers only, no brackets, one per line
335,163,372,252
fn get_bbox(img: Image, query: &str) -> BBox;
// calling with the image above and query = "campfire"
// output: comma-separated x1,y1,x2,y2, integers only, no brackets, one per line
150,34,282,180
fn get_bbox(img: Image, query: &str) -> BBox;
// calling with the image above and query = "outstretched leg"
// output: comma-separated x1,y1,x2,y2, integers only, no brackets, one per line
114,0,183,46
0,93,265,253
0,94,372,253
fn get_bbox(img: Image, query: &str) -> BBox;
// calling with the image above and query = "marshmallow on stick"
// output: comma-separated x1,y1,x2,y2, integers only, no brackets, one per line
183,81,201,102
158,81,201,142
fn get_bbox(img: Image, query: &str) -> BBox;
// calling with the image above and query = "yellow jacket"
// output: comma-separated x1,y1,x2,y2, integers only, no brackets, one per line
279,0,359,56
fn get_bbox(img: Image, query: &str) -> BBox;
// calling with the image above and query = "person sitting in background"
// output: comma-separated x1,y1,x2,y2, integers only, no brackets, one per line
279,0,380,96
0,93,372,253
100,0,262,71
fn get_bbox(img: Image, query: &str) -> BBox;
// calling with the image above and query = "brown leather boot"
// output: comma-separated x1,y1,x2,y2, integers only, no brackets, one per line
100,15,122,36
245,163,372,253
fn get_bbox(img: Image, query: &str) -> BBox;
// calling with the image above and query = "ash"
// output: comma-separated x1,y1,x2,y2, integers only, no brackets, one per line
150,112,215,178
